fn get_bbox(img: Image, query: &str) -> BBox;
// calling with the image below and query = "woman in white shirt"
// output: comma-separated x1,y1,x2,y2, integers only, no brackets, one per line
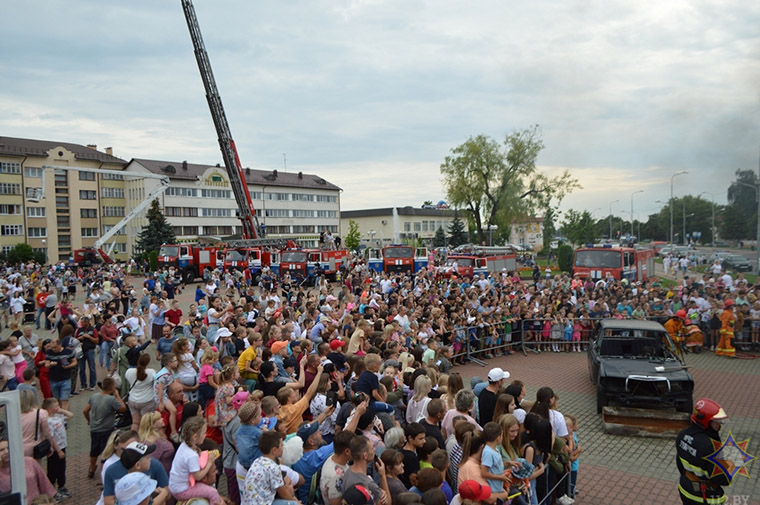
124,353,157,431
406,375,432,424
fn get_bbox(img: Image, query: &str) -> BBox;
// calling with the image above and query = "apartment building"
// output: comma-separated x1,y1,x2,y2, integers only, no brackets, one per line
125,159,341,250
340,206,466,247
0,136,128,263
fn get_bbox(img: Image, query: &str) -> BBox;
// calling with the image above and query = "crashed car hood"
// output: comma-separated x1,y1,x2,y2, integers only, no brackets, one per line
600,359,693,382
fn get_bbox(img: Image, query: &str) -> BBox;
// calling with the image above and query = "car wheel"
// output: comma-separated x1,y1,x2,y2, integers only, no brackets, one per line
596,385,607,414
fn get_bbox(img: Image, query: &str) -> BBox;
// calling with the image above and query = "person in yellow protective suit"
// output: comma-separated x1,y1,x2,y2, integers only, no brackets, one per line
716,299,736,358
665,309,686,349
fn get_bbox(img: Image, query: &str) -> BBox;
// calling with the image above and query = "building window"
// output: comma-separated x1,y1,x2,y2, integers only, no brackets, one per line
24,167,42,178
414,222,421,232
316,195,337,203
166,187,197,197
250,191,262,200
316,210,337,218
292,225,315,233
0,225,24,236
0,183,21,195
265,192,289,201
79,171,96,181
200,189,231,199
265,209,289,218
58,235,71,246
57,216,70,228
102,173,124,180
292,210,314,218
80,208,97,218
102,225,115,235
28,227,46,238
81,227,98,237
79,190,97,200
26,206,45,217
0,162,21,174
55,196,69,208
183,207,198,217
54,173,67,187
292,193,315,202
32,247,47,260
101,187,124,199
1,246,12,255
201,208,232,217
317,225,338,233
1,205,23,215
183,226,198,235
102,206,126,217
404,222,411,232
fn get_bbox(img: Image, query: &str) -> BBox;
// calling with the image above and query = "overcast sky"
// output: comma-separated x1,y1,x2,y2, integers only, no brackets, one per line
1,0,758,221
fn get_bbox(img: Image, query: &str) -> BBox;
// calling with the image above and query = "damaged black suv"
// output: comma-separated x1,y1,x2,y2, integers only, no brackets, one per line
588,319,694,414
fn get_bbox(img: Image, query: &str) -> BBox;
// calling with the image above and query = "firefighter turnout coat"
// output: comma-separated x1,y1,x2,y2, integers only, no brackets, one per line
676,423,731,504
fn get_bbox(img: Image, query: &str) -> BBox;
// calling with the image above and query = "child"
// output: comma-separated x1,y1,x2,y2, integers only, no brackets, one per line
259,395,279,430
168,416,222,505
5,335,27,383
154,353,180,443
422,339,438,366
572,318,582,353
197,349,219,410
417,436,439,469
42,397,73,500
214,364,238,427
480,422,510,494
400,422,427,488
435,346,453,374
565,414,582,498
541,312,552,353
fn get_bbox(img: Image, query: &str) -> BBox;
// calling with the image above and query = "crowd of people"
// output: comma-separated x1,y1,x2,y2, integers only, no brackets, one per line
0,248,748,505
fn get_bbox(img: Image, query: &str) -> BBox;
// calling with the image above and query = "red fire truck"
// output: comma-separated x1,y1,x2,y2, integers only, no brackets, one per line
382,244,415,274
441,244,516,279
279,248,349,281
158,244,222,283
572,245,655,282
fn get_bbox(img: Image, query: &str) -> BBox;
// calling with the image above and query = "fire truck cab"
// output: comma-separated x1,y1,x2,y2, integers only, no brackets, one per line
441,244,516,278
572,245,655,282
280,248,348,281
382,245,415,274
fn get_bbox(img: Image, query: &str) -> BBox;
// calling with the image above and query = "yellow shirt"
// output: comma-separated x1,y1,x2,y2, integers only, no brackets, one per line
237,346,258,380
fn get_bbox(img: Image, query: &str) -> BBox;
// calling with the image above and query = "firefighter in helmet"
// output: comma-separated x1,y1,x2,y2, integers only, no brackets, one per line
676,398,731,504
716,299,736,358
665,309,687,351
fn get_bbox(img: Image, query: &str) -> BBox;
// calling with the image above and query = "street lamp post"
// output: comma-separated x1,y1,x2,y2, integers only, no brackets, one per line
698,192,716,248
630,190,643,238
683,212,695,245
670,171,688,245
609,200,620,240
487,224,498,247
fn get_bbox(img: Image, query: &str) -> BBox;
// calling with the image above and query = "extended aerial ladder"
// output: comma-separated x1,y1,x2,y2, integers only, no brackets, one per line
180,0,263,242
35,164,171,260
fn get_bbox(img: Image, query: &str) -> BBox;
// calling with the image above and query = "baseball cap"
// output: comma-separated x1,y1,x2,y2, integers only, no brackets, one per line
325,295,338,303
342,484,374,505
271,341,289,354
458,480,491,501
329,339,347,351
296,421,320,442
114,472,157,505
120,441,156,470
487,367,509,383
216,328,233,339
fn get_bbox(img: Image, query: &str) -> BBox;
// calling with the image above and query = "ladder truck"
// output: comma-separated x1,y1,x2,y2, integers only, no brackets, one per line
179,0,295,280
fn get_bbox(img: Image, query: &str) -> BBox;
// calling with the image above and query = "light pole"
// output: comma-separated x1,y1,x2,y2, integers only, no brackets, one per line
630,190,643,238
698,192,716,247
609,200,620,240
683,212,695,245
670,171,688,244
487,224,498,246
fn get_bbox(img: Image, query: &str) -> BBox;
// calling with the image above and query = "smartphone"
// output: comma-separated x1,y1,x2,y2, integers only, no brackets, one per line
326,391,338,407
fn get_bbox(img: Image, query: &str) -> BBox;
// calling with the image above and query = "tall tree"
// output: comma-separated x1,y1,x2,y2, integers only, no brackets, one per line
561,210,595,245
432,227,447,247
447,212,468,248
344,220,361,251
542,207,556,251
136,199,176,255
440,126,580,243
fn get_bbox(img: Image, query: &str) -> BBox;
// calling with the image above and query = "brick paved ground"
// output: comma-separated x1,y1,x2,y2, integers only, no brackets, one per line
4,277,759,505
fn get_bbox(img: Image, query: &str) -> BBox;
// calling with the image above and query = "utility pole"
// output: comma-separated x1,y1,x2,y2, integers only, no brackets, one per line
670,171,688,244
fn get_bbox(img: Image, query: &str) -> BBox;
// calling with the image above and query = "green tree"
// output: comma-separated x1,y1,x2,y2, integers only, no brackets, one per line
720,204,748,241
557,244,573,272
7,243,34,265
344,220,361,251
561,210,595,245
440,126,580,244
432,226,447,247
448,212,468,248
542,207,556,252
136,199,176,256
422,200,433,207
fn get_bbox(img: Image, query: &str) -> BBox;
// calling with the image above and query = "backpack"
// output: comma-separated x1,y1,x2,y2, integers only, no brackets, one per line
308,464,325,505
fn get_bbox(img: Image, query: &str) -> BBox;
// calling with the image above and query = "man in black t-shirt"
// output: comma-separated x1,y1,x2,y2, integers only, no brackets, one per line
75,316,99,391
478,367,509,425
45,338,78,410
419,398,446,449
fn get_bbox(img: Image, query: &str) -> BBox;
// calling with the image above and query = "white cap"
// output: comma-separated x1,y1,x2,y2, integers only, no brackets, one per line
487,367,509,382
114,472,157,505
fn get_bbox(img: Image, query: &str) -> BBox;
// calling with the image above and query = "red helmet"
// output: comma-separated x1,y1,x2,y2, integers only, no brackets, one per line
691,398,728,429
724,299,735,309
675,309,687,320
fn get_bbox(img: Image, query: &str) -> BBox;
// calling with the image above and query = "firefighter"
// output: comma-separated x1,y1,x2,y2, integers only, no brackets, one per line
676,398,731,504
665,309,687,351
715,299,736,358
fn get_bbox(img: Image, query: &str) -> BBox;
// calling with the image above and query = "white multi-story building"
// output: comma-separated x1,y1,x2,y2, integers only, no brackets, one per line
124,159,341,251
340,206,466,247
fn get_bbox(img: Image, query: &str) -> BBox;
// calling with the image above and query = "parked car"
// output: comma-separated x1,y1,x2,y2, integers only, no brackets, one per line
722,254,753,272
708,251,732,263
588,319,694,414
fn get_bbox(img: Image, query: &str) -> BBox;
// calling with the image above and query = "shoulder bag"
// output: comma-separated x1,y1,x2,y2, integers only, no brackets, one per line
33,409,52,459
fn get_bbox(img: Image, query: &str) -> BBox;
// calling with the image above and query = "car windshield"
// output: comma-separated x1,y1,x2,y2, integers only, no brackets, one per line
727,255,747,261
574,250,621,268
384,247,413,259
225,250,246,261
281,251,307,263
599,330,673,359
159,246,179,257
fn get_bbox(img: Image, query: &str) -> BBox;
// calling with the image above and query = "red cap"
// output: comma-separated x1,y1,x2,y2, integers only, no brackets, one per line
330,339,347,351
458,480,491,501
723,299,735,308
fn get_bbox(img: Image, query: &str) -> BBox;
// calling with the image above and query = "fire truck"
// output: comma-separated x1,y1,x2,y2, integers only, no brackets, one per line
441,244,517,278
572,244,655,282
279,248,349,281
221,238,293,277
158,244,222,283
382,244,416,274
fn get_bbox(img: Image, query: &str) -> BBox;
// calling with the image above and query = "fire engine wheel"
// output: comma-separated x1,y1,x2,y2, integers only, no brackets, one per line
596,386,607,414
182,269,196,285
